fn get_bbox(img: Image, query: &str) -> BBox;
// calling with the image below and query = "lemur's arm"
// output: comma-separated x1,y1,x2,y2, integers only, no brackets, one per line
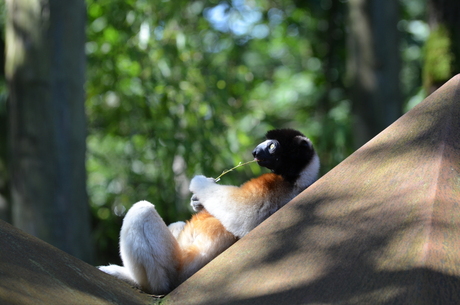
189,173,288,238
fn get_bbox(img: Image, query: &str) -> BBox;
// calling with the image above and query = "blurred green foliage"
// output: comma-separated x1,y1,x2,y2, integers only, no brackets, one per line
423,25,454,91
85,0,354,264
85,0,429,264
399,0,430,110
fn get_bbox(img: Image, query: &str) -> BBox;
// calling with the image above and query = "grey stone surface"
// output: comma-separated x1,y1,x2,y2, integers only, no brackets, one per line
163,75,460,304
0,220,155,305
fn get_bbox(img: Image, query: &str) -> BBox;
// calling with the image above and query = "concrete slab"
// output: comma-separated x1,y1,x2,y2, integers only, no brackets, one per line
163,74,460,304
0,220,155,305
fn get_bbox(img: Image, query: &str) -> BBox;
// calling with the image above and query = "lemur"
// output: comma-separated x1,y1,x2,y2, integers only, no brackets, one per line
99,128,320,294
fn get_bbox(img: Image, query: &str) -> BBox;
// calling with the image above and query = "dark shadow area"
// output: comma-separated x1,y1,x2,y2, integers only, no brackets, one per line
181,268,460,305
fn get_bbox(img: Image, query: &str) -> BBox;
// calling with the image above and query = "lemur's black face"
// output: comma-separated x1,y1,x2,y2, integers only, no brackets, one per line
252,128,316,182
252,139,282,170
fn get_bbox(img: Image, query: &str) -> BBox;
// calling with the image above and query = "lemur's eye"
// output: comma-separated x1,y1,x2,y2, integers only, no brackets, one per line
270,143,276,150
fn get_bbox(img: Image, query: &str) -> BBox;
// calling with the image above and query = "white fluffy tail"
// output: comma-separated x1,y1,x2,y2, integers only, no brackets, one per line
119,200,182,294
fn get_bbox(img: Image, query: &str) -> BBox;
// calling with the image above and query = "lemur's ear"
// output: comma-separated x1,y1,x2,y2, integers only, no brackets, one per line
294,135,311,148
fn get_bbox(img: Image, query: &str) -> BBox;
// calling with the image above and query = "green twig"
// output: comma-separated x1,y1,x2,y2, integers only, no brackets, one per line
214,159,257,182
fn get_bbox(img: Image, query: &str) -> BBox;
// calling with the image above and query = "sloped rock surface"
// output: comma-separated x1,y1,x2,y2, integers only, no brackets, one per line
163,75,460,304
0,220,155,305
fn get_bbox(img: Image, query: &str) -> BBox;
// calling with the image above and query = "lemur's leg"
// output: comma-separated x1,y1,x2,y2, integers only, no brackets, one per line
101,201,182,294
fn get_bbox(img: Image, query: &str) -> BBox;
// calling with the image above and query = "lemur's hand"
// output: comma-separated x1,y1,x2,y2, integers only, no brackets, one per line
189,175,216,192
190,194,204,212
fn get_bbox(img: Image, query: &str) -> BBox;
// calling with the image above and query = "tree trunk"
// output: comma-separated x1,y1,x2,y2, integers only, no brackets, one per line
348,0,402,148
5,0,93,262
0,99,8,222
1,31,9,222
424,0,460,94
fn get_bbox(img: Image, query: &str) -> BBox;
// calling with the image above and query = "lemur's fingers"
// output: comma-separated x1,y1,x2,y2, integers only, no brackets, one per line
190,194,204,212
